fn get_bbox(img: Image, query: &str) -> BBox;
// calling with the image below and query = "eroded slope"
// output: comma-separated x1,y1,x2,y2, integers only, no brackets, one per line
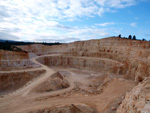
0,37,150,113
0,70,45,96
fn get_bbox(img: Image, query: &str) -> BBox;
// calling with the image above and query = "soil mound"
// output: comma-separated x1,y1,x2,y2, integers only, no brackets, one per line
29,104,97,113
32,72,69,93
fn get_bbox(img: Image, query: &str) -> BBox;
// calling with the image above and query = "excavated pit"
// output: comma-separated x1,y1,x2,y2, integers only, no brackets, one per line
52,68,109,94
29,104,98,113
1,37,150,113
0,70,45,96
37,56,124,74
31,72,69,93
0,59,40,71
0,50,37,71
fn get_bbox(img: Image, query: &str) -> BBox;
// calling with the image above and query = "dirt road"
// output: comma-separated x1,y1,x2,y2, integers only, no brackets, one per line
0,54,136,113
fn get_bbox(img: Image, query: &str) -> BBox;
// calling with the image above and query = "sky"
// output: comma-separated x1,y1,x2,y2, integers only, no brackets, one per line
0,0,150,43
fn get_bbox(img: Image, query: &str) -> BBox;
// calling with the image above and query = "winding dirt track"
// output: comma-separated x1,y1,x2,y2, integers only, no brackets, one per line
0,67,44,73
0,54,135,113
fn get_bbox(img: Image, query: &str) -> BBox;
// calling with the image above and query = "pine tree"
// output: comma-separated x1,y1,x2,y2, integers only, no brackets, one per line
128,35,132,39
118,34,121,38
133,35,136,40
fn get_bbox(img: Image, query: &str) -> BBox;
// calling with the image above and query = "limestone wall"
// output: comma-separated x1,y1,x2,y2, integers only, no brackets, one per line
0,50,38,70
18,37,150,81
18,37,150,61
0,70,45,95
117,78,150,113
37,56,123,74
0,50,29,60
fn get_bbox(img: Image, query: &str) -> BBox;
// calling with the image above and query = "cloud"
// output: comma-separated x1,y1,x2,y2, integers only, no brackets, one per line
94,0,136,8
130,22,137,27
0,31,20,40
0,0,138,42
96,22,115,26
68,28,109,36
0,0,137,21
20,27,110,42
0,5,10,22
34,36,81,43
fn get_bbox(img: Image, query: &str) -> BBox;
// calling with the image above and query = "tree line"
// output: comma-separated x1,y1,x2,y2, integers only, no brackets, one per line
118,34,147,41
0,41,62,52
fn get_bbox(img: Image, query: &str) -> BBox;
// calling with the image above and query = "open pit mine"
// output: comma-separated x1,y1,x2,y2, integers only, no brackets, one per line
0,37,150,113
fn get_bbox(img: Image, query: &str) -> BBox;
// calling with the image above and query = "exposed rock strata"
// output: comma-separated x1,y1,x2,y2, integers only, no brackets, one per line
0,70,45,95
0,59,38,71
0,50,35,70
5,37,150,112
37,56,123,74
117,78,150,113
0,49,29,60
19,37,150,81
29,104,97,113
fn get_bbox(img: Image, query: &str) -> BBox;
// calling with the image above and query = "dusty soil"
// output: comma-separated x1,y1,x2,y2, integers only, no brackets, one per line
2,37,149,112
29,104,98,113
31,72,69,93
0,54,136,113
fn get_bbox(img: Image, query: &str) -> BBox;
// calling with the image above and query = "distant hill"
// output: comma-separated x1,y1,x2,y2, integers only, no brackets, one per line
0,39,62,52
0,39,18,42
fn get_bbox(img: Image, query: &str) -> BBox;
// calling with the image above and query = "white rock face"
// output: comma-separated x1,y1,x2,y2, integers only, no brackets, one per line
19,37,150,81
117,78,150,113
142,103,150,113
37,56,123,74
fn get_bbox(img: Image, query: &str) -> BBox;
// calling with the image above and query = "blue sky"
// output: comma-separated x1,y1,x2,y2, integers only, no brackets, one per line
0,0,150,42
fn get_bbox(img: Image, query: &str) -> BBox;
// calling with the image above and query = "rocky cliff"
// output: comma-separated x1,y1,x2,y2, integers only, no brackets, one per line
22,37,150,81
117,78,150,113
0,49,29,60
0,50,39,70
16,37,150,112
37,56,123,74
0,70,45,95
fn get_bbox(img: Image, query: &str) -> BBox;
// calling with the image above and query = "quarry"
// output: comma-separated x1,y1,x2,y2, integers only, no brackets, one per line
0,37,150,113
